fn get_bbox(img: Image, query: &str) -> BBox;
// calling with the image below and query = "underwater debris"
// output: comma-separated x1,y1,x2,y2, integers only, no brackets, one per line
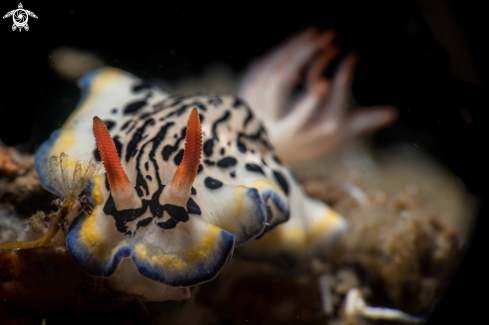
0,206,23,243
0,153,99,250
0,147,54,216
325,181,461,307
342,288,425,323
297,144,469,321
319,273,334,316
0,146,22,180
49,47,105,81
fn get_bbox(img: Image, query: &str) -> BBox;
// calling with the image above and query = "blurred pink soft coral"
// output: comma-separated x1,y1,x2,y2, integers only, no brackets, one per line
238,27,398,166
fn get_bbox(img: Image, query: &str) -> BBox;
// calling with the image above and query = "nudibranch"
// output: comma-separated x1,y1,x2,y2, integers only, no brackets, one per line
35,67,347,300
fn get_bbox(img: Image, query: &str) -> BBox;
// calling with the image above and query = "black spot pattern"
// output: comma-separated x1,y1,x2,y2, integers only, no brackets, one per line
93,148,102,162
125,119,155,162
135,217,153,232
232,97,244,108
103,194,150,235
104,180,191,234
203,111,231,157
126,123,137,134
273,170,289,196
134,122,174,196
135,187,143,197
124,100,147,115
104,174,110,190
204,177,223,189
273,155,283,165
203,139,214,157
237,141,246,153
243,110,253,128
98,94,286,238
245,163,265,175
237,126,272,154
93,136,122,162
212,111,231,140
174,149,184,165
208,97,222,106
132,81,152,92
186,197,201,215
232,99,254,128
217,157,237,168
103,120,115,131
156,204,189,229
157,218,178,229
158,104,197,122
162,127,187,161
121,120,132,131
113,137,123,160
169,97,183,107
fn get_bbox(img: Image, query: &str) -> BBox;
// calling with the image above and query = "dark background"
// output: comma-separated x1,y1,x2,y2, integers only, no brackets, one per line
0,0,487,323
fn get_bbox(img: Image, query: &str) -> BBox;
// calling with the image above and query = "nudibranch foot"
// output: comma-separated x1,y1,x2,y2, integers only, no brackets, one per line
108,258,192,301
238,194,347,268
197,184,267,246
67,205,235,287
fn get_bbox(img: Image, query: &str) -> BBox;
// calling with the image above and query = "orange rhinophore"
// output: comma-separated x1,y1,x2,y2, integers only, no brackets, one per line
171,108,202,192
93,116,133,197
